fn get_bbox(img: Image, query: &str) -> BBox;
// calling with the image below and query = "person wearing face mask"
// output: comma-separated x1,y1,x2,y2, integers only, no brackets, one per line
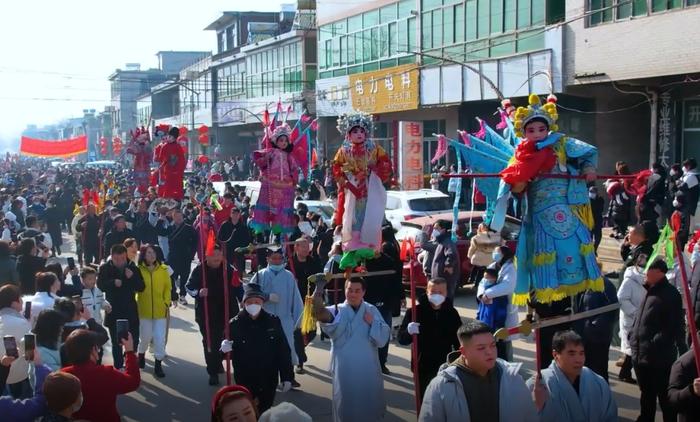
419,319,539,422
679,158,700,217
397,277,462,402
249,247,303,388
186,244,240,386
665,163,683,219
671,191,692,251
220,284,293,413
478,246,519,361
639,162,667,227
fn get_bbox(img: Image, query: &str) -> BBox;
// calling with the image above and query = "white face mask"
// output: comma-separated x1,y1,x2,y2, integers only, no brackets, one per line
670,169,678,177
588,192,596,199
428,294,445,307
245,304,262,316
673,199,681,208
492,250,502,262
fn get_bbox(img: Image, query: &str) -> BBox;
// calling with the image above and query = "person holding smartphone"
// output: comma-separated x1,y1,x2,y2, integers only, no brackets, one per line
0,347,52,422
0,285,32,399
97,244,145,370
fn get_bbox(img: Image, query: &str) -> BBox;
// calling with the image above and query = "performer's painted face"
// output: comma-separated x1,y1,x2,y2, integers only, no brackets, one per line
524,120,549,142
349,127,366,144
275,135,289,149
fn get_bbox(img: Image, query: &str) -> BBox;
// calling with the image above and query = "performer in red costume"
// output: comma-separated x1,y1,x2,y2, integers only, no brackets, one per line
126,126,152,195
154,126,186,200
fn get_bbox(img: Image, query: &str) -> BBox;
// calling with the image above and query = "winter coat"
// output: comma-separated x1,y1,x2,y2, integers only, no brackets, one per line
156,219,197,264
97,259,145,328
136,263,172,319
364,248,405,315
630,277,684,367
186,262,239,331
0,255,18,286
0,363,49,422
574,277,618,346
0,308,31,384
430,233,460,288
607,190,631,223
103,228,134,260
397,294,462,372
419,358,538,422
16,254,46,295
467,231,500,267
620,240,653,269
126,211,158,246
617,266,648,355
679,170,700,216
667,349,700,422
228,309,294,390
75,214,100,251
478,261,519,339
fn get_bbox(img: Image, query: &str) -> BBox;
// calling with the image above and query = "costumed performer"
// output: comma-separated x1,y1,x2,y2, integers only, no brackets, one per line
126,126,152,195
154,125,186,200
250,123,300,235
332,111,393,269
495,94,602,304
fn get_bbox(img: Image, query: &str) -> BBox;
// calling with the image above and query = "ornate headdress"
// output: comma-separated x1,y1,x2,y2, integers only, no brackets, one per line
154,124,170,139
130,126,150,143
513,94,559,138
270,123,292,143
337,110,373,136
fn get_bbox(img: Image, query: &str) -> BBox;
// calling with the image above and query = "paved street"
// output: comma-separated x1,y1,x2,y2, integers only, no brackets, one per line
52,230,652,421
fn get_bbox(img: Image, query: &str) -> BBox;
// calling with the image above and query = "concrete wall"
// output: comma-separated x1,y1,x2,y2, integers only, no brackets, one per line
564,1,700,85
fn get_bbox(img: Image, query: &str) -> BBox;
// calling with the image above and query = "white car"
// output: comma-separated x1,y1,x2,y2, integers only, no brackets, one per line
295,199,335,226
385,189,453,230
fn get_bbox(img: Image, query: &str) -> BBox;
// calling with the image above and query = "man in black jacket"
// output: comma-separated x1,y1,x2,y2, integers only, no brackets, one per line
156,209,197,304
102,216,133,261
573,275,618,382
667,348,700,422
217,206,251,278
397,277,462,401
97,243,145,369
126,200,158,246
220,283,293,413
617,224,654,277
186,244,239,386
630,258,684,422
76,204,100,265
287,237,322,374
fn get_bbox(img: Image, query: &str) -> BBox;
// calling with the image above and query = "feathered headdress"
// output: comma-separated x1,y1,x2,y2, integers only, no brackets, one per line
513,94,559,138
130,126,150,143
337,110,374,136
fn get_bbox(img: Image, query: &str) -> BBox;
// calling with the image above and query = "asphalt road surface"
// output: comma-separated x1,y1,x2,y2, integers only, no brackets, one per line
52,230,652,421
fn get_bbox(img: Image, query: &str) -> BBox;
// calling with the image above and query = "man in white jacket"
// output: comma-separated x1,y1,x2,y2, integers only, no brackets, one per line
419,318,541,422
0,284,31,398
616,265,646,383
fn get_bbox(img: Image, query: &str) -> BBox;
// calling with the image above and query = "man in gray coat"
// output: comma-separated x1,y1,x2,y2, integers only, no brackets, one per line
419,318,541,422
422,220,461,299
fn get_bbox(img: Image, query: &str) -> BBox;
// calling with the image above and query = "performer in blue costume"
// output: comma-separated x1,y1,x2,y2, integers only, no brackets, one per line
440,94,603,304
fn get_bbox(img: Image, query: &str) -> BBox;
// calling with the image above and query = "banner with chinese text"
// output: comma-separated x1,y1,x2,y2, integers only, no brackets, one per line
20,135,88,158
349,64,419,114
398,121,424,190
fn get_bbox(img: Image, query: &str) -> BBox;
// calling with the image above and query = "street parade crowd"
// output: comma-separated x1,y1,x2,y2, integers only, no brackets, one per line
1,96,700,422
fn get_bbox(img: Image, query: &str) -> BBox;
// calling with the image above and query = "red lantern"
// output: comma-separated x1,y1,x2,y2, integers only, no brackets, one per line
197,155,209,164
198,133,209,146
198,125,209,135
178,126,188,136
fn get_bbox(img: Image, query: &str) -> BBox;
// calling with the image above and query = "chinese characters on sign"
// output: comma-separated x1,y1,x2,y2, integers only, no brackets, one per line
398,121,424,190
349,64,419,114
658,91,672,167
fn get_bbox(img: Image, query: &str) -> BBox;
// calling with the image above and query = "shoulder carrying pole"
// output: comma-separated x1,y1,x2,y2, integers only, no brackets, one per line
221,238,232,386
198,210,211,354
674,238,700,375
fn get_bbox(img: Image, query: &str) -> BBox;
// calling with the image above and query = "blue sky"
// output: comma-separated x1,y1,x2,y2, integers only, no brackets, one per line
0,0,282,147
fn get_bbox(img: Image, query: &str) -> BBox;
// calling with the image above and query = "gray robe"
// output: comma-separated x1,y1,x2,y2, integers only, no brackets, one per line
250,268,304,365
321,300,390,422
528,361,618,422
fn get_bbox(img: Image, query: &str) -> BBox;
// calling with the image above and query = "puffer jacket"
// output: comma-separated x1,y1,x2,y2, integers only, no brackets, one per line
467,231,501,267
617,266,647,355
136,263,171,319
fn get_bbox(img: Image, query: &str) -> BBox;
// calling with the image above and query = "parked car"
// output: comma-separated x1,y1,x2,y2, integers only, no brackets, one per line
395,211,521,293
295,199,335,226
385,189,453,231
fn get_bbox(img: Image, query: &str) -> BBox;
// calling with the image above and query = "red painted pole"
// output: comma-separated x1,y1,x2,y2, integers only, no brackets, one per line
221,238,232,386
198,211,211,354
408,248,421,415
673,238,700,375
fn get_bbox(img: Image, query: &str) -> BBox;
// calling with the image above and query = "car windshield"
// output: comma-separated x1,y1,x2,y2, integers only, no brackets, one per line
308,205,334,218
408,197,451,212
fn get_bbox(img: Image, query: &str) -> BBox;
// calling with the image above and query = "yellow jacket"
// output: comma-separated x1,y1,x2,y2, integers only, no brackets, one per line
137,263,171,319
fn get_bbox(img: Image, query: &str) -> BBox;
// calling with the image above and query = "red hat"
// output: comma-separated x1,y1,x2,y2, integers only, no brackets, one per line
211,385,253,419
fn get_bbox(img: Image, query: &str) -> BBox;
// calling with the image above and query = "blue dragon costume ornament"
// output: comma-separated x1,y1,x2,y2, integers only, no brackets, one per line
436,94,603,304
